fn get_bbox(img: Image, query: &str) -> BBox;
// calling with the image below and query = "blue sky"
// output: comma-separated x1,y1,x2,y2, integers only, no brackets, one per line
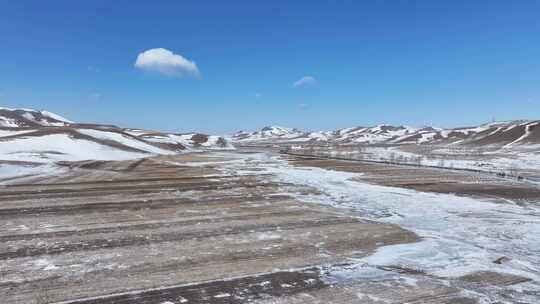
1,1,540,134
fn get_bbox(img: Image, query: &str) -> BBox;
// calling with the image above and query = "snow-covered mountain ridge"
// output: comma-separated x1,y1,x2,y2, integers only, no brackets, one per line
232,121,540,147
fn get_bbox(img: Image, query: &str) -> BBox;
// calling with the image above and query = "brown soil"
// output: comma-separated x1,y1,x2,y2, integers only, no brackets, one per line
0,153,419,304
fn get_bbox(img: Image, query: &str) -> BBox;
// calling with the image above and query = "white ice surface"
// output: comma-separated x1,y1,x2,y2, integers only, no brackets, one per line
218,152,540,295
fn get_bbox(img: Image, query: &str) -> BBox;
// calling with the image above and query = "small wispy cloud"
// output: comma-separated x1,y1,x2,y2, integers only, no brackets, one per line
293,76,316,87
298,103,309,109
255,93,262,98
87,93,102,101
135,48,200,77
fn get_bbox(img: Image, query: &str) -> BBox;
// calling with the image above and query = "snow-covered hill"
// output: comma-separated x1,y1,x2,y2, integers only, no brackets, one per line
232,126,306,142
328,125,420,144
0,108,233,164
0,107,73,127
232,121,540,147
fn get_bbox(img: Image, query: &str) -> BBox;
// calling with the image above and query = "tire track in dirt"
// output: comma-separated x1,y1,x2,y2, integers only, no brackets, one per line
0,181,279,201
56,268,326,304
0,217,369,259
0,209,312,242
0,194,291,217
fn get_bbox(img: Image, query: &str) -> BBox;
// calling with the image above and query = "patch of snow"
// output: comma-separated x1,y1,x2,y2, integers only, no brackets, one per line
504,122,539,148
200,135,235,149
21,112,35,121
34,258,59,271
0,134,149,163
0,163,65,183
41,110,73,123
123,129,152,136
0,116,19,127
257,232,281,240
76,129,174,155
0,129,34,137
356,292,392,303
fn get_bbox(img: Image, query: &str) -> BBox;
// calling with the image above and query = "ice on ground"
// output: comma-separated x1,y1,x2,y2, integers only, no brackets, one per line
219,152,540,301
257,232,281,240
34,258,59,271
214,292,231,298
326,146,540,176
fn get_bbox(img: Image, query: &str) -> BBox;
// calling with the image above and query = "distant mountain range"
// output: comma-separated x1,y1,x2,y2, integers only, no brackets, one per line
231,121,540,147
3,107,539,165
0,108,232,164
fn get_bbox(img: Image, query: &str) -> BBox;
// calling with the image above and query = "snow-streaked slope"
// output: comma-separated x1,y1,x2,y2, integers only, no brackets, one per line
40,110,73,124
0,107,235,163
334,125,419,143
76,129,175,155
0,134,148,163
0,128,234,163
0,107,72,127
232,126,306,142
231,125,421,144
0,129,34,137
141,133,234,150
232,120,540,147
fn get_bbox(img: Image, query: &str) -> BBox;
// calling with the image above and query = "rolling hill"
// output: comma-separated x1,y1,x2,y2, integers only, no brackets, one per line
0,108,233,164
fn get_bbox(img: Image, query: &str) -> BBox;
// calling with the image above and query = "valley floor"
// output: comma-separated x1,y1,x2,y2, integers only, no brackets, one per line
1,150,539,303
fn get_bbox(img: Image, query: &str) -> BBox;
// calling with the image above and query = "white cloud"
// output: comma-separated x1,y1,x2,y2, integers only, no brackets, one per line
87,93,101,101
293,76,316,87
135,48,200,77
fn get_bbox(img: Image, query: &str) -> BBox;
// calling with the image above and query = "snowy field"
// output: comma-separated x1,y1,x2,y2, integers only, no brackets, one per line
217,151,540,303
289,145,540,180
